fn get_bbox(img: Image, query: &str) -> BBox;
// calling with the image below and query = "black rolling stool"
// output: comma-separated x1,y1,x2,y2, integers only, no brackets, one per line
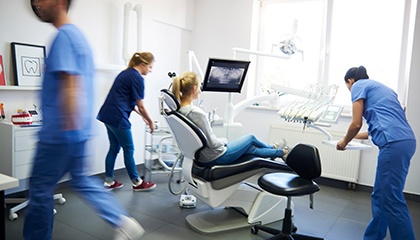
253,143,324,240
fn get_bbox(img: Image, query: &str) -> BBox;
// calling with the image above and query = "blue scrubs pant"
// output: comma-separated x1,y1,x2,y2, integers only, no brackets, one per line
104,124,140,184
23,141,127,240
364,139,416,240
211,134,284,165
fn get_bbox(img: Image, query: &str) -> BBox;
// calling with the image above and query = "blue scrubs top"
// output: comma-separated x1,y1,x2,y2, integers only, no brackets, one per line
351,79,415,148
38,24,94,144
97,68,144,129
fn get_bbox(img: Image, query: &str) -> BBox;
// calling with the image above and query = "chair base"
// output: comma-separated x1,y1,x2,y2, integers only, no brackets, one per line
253,225,323,240
186,207,250,234
252,207,323,240
6,193,66,220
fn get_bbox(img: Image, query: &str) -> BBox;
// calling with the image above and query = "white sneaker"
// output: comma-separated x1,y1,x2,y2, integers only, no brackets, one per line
114,215,145,240
273,138,288,150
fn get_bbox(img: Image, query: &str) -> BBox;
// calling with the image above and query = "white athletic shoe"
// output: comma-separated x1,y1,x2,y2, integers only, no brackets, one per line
114,215,145,240
273,138,288,150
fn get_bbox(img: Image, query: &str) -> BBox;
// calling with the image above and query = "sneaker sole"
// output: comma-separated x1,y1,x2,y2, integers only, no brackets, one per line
132,184,157,192
132,228,145,240
115,217,145,240
105,185,124,191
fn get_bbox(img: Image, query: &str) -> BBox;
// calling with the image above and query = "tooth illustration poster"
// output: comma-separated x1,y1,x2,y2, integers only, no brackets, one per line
11,42,46,87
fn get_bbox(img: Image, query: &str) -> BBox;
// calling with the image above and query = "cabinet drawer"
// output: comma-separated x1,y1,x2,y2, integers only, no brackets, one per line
15,164,33,179
15,150,35,165
15,135,38,151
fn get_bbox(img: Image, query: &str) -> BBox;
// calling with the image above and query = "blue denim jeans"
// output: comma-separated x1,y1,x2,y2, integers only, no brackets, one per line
23,141,127,240
104,124,139,184
211,134,284,165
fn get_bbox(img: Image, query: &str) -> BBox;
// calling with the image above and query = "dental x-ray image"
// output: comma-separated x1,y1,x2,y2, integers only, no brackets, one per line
201,58,250,93
207,66,244,87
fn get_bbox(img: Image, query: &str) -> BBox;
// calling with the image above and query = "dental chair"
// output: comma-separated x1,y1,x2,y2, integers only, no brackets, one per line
159,89,294,234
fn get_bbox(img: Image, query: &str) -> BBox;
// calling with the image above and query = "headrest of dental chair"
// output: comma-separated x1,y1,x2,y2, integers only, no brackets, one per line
160,89,180,112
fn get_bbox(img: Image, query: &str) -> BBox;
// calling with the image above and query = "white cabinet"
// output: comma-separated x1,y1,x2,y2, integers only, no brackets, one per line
0,122,39,180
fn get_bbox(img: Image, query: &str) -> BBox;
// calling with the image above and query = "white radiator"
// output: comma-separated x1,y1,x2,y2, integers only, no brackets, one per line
269,124,361,183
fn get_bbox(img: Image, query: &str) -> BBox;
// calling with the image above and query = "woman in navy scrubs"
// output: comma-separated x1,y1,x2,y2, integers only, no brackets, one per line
97,52,157,192
337,66,416,240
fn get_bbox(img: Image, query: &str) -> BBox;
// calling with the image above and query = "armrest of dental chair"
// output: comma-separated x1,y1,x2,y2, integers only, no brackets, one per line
192,159,291,181
192,158,293,190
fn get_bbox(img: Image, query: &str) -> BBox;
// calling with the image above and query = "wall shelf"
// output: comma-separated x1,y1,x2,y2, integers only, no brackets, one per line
0,64,124,91
96,63,125,73
0,86,41,91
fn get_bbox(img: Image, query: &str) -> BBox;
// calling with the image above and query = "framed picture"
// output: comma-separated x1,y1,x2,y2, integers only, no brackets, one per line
11,42,46,86
0,55,5,86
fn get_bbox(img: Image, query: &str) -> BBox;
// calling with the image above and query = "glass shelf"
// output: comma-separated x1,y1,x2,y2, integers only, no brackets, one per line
0,86,41,91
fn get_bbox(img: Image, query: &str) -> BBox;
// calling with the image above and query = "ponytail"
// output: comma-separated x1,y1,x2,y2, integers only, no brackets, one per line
171,72,200,102
344,65,369,82
172,76,182,102
127,52,154,69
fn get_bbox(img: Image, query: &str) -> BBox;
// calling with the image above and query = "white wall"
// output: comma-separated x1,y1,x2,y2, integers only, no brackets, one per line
1,0,419,195
405,0,420,195
0,0,194,175
189,0,254,113
190,0,420,195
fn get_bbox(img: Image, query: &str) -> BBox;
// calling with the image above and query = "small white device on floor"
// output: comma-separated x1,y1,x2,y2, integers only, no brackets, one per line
179,194,196,208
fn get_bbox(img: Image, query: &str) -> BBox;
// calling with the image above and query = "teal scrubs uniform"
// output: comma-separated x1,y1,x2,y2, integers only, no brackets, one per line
351,79,416,240
23,24,127,240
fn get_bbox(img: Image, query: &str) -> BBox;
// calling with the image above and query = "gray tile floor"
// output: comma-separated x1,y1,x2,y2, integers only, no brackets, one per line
4,169,420,240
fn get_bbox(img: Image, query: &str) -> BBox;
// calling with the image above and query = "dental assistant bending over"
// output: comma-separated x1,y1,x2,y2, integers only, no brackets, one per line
337,66,416,240
25,0,144,239
97,52,156,191
171,72,287,165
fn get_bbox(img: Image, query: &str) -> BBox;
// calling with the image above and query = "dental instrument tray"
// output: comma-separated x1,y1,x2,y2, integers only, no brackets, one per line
322,140,371,150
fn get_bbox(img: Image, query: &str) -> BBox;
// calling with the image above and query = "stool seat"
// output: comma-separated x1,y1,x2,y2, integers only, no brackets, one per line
258,172,320,196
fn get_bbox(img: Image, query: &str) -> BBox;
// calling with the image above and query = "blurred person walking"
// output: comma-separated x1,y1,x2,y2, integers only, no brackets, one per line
24,1,145,239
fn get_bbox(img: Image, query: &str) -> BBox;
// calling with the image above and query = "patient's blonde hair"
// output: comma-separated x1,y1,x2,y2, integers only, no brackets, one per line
171,72,200,102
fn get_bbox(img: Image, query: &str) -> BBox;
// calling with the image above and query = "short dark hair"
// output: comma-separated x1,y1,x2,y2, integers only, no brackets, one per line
344,66,369,82
31,0,73,13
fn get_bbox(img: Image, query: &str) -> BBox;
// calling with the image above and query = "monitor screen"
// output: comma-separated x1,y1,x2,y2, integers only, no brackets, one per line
201,58,250,93
319,105,343,123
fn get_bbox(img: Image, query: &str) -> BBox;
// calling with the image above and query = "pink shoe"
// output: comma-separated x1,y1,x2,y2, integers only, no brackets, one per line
132,180,156,192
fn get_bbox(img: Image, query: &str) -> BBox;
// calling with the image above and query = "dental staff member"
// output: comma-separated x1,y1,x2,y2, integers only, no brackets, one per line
97,52,156,191
337,66,416,240
25,0,144,239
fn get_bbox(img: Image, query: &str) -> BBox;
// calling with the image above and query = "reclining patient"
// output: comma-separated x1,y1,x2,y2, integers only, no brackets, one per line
171,71,288,166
